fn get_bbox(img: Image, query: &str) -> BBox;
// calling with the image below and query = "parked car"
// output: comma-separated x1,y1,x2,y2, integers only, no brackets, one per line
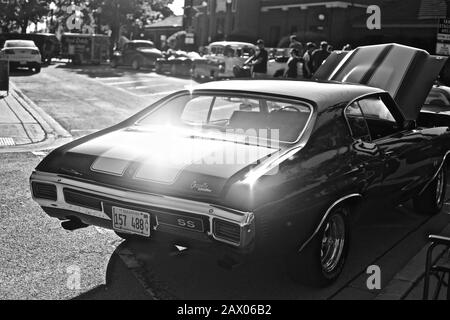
110,40,162,70
0,40,41,73
155,51,201,77
30,44,449,287
192,41,256,80
419,84,450,127
0,33,60,64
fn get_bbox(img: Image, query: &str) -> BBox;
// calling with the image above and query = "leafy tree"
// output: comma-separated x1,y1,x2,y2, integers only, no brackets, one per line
0,0,49,33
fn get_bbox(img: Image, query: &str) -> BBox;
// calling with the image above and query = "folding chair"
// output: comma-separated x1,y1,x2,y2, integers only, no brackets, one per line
423,235,450,300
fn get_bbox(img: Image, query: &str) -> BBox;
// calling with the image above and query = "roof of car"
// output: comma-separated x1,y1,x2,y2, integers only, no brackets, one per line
192,80,384,108
433,85,450,95
209,41,256,48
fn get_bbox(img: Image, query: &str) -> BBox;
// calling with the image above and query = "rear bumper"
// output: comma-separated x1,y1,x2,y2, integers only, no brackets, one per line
30,171,255,253
9,61,41,68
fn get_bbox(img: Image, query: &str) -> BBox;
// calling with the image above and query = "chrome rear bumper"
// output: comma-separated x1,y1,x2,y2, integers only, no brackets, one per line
30,171,255,248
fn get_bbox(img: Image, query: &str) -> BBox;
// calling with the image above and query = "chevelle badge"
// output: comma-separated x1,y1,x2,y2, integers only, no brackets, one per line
190,181,212,193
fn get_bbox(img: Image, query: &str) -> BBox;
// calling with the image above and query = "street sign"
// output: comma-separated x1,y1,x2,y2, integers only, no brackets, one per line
0,60,9,94
437,18,450,56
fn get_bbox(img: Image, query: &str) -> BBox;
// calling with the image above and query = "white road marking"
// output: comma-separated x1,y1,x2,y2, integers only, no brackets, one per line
107,79,160,86
136,90,177,97
131,84,170,90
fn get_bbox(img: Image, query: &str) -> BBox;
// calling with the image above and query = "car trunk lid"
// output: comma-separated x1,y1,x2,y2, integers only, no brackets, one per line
52,127,278,201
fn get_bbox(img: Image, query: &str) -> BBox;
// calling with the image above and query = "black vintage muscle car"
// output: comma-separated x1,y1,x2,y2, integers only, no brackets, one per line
30,44,449,287
110,40,162,70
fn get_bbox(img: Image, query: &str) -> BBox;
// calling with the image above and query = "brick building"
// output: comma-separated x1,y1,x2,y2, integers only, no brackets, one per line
189,0,448,54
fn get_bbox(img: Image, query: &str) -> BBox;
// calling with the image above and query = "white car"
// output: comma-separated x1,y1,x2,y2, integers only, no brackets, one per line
0,40,42,73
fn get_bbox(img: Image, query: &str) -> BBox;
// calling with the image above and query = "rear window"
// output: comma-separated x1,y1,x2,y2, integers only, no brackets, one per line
137,93,313,144
5,40,36,48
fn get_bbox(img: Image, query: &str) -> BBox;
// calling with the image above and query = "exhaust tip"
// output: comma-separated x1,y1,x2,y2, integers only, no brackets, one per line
61,218,88,231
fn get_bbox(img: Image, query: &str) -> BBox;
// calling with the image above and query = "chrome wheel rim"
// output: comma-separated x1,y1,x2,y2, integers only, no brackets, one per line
320,213,346,274
436,170,445,206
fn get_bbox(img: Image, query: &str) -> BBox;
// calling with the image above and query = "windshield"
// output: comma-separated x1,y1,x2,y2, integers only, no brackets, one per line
134,42,154,49
5,40,36,48
422,87,450,113
137,93,312,144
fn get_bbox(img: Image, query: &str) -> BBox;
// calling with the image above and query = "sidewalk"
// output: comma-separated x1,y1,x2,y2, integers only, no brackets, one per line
0,82,71,152
376,224,450,300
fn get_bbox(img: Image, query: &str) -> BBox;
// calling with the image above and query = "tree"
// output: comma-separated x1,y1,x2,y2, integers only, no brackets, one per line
50,0,173,41
0,0,49,33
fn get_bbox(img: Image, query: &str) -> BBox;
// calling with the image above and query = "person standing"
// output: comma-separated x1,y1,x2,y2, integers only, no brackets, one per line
302,42,316,79
246,39,268,79
311,41,331,73
289,35,303,57
284,49,301,79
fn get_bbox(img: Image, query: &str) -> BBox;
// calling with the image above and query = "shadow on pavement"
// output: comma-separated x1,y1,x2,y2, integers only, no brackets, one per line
71,202,449,300
73,242,154,300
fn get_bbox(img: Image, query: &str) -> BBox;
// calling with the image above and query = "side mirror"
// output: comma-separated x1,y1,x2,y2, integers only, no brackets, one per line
403,120,417,131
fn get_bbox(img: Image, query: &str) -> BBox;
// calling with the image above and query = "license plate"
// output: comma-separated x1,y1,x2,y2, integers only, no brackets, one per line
112,207,150,237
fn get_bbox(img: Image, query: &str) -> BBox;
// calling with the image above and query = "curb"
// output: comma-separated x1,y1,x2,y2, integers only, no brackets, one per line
375,224,450,300
0,82,72,153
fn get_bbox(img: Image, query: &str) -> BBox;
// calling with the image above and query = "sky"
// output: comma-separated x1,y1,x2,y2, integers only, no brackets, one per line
168,0,184,16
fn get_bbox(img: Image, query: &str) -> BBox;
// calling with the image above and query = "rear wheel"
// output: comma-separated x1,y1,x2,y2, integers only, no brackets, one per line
413,165,447,215
287,205,350,287
132,59,141,70
110,59,118,68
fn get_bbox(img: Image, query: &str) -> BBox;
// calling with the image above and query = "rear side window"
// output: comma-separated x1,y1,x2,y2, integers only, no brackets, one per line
358,97,399,140
345,102,371,142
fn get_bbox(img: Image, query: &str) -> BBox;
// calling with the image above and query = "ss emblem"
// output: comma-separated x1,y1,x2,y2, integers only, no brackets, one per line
177,218,196,229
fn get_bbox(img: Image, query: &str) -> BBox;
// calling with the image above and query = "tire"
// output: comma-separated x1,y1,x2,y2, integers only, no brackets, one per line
170,64,177,76
286,205,350,287
155,64,162,74
413,165,447,215
35,66,41,73
132,59,141,70
110,60,118,68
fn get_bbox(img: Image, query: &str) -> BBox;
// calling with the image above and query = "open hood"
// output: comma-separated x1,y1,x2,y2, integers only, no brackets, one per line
313,44,448,120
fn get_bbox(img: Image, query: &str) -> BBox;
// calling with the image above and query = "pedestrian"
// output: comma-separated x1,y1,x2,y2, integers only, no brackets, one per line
289,35,303,57
284,48,301,79
311,41,331,73
302,42,316,79
245,39,268,79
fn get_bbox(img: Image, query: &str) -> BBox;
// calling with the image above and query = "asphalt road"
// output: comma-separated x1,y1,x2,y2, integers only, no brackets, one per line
2,62,450,300
10,62,195,139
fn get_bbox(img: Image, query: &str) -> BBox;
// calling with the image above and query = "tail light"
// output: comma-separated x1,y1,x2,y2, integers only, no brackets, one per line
213,219,241,245
32,182,57,201
4,49,15,55
31,50,40,55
